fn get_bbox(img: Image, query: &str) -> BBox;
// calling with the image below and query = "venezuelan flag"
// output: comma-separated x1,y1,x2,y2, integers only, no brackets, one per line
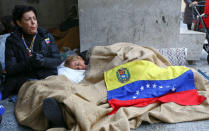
44,38,50,44
104,60,206,115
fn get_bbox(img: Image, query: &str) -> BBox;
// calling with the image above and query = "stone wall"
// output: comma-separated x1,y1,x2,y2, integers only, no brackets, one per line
78,0,181,51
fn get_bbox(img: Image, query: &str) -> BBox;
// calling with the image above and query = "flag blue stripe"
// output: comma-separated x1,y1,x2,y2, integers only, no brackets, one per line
108,70,195,101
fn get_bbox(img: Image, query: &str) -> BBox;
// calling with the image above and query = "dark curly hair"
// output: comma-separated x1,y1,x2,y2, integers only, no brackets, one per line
12,5,37,26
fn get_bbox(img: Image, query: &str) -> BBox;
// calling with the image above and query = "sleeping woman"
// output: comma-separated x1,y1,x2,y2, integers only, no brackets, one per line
43,55,87,129
58,55,86,83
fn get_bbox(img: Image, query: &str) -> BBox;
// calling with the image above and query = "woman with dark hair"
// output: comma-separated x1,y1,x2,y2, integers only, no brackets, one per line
0,5,62,99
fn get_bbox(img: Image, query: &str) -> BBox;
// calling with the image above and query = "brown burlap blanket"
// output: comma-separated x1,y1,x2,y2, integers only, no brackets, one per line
15,43,209,131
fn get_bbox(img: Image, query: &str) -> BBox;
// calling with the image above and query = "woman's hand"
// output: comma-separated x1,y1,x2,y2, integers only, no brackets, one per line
29,52,45,68
189,1,198,7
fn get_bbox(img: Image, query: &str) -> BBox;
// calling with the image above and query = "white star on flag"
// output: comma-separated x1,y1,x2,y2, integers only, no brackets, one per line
140,86,144,91
159,85,163,88
136,90,139,95
153,84,157,88
133,96,137,99
146,84,150,88
171,87,176,92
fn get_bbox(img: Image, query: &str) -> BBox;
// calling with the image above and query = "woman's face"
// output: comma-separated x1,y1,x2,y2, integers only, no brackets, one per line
17,10,38,35
69,59,86,70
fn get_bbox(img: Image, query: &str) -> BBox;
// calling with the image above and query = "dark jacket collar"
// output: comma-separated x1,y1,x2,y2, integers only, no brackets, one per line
37,26,48,37
9,26,49,47
12,26,48,38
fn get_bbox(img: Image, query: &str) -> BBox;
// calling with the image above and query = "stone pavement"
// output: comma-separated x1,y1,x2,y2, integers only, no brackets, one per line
0,99,32,131
187,49,209,76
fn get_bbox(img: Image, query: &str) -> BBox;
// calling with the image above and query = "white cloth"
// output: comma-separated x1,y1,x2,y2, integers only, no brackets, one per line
57,63,85,83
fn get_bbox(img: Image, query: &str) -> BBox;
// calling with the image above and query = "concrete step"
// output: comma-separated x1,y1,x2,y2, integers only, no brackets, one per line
179,28,206,60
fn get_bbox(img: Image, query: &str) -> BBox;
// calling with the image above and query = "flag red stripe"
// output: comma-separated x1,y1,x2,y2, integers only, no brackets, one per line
108,89,206,115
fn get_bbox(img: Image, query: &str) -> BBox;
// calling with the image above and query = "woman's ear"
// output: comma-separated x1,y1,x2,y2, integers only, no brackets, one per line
16,20,22,27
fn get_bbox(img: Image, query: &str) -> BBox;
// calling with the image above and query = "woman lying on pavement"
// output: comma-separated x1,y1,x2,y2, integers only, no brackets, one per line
42,55,87,128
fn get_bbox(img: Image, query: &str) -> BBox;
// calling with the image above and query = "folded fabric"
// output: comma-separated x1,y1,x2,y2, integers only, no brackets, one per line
104,60,206,115
198,69,209,81
57,63,85,83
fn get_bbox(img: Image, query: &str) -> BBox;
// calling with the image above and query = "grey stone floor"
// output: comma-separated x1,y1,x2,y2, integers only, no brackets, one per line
0,99,32,131
186,49,209,76
0,50,208,131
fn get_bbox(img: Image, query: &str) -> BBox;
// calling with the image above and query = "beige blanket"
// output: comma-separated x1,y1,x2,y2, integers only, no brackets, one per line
15,43,209,131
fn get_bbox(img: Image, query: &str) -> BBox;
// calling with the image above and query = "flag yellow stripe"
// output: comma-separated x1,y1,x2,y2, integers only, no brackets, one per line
104,60,190,91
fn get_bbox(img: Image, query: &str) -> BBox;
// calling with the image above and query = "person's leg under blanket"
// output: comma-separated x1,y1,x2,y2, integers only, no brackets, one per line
43,98,66,128
43,98,76,130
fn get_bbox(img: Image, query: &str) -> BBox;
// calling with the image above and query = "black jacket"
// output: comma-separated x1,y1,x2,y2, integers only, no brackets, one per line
3,26,62,98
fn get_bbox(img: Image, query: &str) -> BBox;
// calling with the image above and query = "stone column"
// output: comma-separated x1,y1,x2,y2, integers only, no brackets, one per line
78,0,181,51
